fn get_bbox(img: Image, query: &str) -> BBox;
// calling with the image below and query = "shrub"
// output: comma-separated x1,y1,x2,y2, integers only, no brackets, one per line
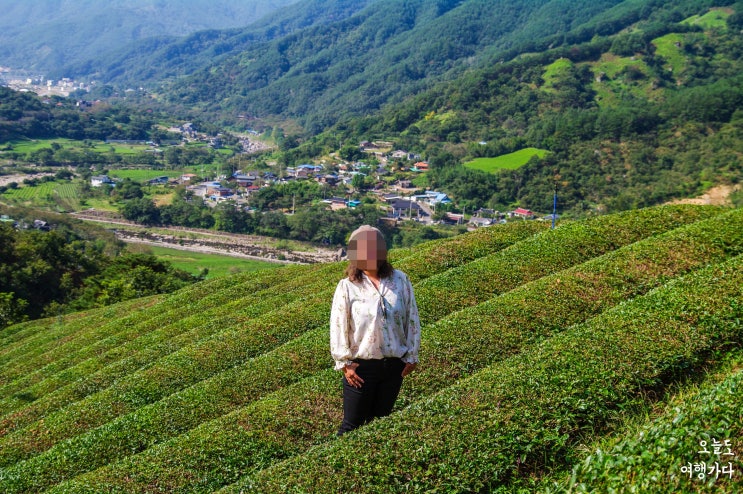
32,208,739,493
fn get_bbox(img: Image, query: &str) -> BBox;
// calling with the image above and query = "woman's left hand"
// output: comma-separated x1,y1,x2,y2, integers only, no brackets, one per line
401,362,417,377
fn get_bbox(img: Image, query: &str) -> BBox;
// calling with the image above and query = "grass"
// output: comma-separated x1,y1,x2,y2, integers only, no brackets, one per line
107,169,182,181
0,139,78,153
652,33,689,76
542,57,574,91
591,53,658,107
145,245,282,278
682,8,731,30
464,148,549,172
0,138,151,156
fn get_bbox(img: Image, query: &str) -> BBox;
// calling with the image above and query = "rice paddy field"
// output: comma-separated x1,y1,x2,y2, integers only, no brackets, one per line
0,204,741,493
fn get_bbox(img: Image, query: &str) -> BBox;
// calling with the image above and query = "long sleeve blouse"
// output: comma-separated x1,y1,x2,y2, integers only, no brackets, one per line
329,269,421,370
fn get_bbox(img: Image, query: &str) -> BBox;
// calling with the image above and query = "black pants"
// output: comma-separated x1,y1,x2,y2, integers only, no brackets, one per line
337,357,405,436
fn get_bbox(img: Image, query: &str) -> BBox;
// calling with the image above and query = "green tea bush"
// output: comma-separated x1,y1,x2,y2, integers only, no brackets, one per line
33,208,740,493
395,221,546,282
415,205,721,325
0,265,317,418
0,267,302,398
0,266,298,378
0,275,340,462
0,296,160,366
242,255,743,493
565,365,743,493
0,214,536,471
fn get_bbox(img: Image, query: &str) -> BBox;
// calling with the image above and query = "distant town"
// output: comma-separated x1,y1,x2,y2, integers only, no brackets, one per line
1,66,92,97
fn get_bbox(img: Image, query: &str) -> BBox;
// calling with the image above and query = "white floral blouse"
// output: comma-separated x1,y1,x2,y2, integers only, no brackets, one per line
330,269,421,370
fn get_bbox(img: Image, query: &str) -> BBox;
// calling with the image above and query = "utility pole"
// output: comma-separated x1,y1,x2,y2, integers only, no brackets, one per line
552,183,558,230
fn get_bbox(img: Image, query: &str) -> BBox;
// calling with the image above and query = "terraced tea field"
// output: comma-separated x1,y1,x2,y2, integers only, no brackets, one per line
0,204,741,492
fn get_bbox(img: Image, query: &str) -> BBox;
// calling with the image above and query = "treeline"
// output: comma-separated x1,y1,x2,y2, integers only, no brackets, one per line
0,87,226,146
0,208,201,328
120,187,452,247
2,139,230,170
0,88,156,142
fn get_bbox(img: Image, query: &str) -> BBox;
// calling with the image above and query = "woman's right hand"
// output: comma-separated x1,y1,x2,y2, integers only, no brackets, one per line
344,362,364,388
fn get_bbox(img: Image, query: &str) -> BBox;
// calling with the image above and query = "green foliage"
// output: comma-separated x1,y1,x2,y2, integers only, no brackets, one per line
301,2,743,215
0,211,200,326
0,87,162,142
414,204,721,325
147,0,636,131
464,148,549,173
245,254,743,493
0,205,733,493
563,363,743,493
0,212,537,489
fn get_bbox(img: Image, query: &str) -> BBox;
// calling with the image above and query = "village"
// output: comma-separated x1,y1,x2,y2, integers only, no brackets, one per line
89,135,547,229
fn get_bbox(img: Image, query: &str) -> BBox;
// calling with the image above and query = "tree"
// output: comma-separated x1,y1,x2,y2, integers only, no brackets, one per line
121,198,161,225
339,144,364,162
113,179,144,200
351,173,366,191
0,292,28,328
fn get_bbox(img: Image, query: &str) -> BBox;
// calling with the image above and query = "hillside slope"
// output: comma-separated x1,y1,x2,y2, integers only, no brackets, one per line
0,204,741,492
163,0,630,130
63,0,376,86
0,0,302,73
313,1,743,215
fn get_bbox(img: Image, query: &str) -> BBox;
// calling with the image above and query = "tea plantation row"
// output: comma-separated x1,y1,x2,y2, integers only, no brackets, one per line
238,255,743,493
0,204,738,492
35,208,742,493
0,217,545,470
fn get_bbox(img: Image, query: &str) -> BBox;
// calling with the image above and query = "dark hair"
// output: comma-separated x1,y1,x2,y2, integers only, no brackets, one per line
346,259,394,283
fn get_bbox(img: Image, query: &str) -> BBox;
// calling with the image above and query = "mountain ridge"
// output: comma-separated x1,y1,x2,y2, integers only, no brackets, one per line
0,0,303,74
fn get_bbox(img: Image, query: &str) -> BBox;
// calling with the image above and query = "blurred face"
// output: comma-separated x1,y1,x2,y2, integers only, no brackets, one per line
348,231,387,272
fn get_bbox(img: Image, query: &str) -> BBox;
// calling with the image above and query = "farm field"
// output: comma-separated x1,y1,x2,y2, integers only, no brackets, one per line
682,7,731,29
146,245,283,278
464,147,549,172
0,180,81,211
0,138,152,156
0,204,741,493
107,169,183,181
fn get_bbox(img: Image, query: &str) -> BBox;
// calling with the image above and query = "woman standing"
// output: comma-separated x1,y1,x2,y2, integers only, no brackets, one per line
330,225,421,436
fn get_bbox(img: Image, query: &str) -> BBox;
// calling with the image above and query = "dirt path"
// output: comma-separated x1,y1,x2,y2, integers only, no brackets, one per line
667,184,740,206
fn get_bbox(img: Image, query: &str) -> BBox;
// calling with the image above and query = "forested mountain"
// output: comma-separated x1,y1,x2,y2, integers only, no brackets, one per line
157,0,638,131
4,0,741,217
0,0,301,74
64,0,377,89
285,0,743,215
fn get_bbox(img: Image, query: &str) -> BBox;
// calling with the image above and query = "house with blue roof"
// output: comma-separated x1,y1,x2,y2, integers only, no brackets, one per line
414,191,452,205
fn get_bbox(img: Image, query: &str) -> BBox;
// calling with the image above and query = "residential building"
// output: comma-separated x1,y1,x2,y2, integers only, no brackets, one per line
91,175,114,187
